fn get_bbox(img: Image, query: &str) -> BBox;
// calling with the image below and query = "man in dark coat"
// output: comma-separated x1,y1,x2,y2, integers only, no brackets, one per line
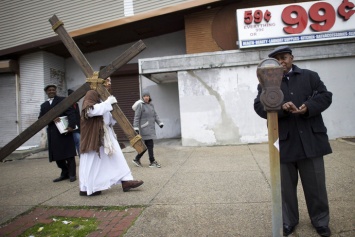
39,84,77,182
254,46,332,237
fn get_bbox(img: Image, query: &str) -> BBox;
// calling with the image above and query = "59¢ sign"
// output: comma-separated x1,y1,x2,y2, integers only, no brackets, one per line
236,0,355,48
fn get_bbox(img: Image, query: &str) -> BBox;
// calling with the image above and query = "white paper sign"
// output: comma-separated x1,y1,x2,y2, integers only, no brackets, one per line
274,138,280,151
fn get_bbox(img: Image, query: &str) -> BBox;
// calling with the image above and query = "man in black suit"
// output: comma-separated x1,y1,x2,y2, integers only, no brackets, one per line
39,84,77,182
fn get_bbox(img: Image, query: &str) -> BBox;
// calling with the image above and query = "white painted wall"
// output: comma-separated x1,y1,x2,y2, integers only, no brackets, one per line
140,78,181,139
295,57,355,139
177,55,355,146
178,66,263,146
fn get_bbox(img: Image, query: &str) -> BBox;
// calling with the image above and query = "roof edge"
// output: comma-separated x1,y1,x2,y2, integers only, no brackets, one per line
70,0,221,37
0,0,220,58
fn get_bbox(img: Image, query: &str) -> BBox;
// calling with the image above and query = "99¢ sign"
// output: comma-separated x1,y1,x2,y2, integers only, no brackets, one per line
236,0,355,48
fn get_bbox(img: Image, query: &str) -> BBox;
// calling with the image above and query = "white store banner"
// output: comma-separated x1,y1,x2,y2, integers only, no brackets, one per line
236,0,355,48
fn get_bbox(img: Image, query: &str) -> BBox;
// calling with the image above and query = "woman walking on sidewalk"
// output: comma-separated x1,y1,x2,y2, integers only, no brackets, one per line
132,90,163,168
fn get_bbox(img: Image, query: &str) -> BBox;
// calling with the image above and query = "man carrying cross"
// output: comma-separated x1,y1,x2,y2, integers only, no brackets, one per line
79,77,144,196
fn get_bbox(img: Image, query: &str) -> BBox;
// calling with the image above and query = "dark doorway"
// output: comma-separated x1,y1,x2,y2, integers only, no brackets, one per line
110,63,139,141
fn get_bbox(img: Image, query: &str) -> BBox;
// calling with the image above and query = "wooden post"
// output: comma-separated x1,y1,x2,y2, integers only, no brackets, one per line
267,112,282,237
256,59,284,237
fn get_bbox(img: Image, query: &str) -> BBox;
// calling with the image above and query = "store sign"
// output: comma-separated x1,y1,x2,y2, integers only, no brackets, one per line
236,0,355,48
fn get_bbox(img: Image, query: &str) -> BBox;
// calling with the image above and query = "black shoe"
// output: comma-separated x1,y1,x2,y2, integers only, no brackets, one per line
132,159,142,167
53,176,69,182
79,191,102,196
283,224,295,236
70,176,76,182
315,226,331,237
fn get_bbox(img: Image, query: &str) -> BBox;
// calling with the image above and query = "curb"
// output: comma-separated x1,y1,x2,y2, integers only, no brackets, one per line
2,147,47,162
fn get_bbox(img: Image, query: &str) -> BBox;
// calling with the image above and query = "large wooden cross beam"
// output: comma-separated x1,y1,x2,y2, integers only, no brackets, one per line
0,15,146,161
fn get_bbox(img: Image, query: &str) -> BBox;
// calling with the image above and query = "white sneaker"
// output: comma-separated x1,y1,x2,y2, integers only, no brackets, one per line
149,161,161,168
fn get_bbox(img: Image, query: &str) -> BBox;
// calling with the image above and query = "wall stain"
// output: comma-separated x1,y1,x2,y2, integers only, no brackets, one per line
187,71,241,144
50,68,66,95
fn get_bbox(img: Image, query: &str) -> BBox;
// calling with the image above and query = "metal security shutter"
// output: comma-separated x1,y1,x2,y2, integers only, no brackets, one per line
19,52,45,146
43,52,66,96
18,51,66,147
110,64,139,142
0,74,17,147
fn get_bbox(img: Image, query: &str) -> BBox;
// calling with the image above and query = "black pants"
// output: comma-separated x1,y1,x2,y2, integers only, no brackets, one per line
56,157,76,178
136,139,155,163
281,156,329,228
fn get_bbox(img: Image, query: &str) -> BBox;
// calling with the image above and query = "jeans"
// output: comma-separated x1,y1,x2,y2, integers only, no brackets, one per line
72,132,80,156
135,139,155,163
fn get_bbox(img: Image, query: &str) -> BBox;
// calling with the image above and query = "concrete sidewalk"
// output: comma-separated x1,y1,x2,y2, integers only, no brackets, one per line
0,139,354,236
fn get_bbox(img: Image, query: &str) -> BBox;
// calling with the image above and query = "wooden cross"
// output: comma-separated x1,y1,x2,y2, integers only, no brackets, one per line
0,15,146,161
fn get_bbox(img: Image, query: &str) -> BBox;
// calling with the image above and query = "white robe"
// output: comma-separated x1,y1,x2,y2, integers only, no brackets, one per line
79,100,133,195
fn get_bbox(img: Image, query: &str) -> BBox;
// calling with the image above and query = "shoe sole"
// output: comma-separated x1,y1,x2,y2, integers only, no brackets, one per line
79,191,102,196
53,176,69,182
149,164,161,168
